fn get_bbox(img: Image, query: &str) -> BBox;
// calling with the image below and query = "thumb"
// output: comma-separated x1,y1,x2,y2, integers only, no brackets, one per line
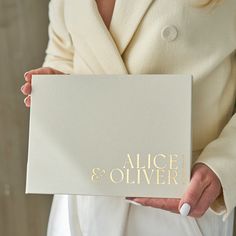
178,165,209,216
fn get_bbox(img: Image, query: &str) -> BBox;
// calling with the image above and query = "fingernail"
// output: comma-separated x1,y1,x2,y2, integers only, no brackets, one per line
125,199,142,206
24,95,31,103
180,203,191,216
20,85,24,91
24,72,30,81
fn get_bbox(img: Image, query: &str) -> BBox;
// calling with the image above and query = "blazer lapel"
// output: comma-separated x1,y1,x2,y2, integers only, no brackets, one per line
66,0,126,74
109,0,154,55
66,0,154,74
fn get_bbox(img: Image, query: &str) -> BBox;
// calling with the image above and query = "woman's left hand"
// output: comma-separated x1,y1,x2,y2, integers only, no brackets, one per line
126,163,223,218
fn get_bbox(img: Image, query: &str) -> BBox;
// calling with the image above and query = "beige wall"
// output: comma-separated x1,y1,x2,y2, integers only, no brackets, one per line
0,0,52,235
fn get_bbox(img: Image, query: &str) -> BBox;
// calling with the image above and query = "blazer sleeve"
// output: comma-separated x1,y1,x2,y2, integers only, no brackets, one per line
193,100,236,222
42,0,74,74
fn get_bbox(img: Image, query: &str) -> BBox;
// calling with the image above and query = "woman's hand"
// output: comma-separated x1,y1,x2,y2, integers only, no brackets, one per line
20,67,64,107
126,163,223,218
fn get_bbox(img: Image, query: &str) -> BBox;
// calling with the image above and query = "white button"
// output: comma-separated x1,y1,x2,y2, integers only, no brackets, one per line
161,25,178,42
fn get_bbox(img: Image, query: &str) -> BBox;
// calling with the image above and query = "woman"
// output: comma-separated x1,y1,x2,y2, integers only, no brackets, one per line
20,0,236,235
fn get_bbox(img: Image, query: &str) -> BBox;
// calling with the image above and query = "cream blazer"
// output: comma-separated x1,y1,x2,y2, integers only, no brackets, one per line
42,0,236,228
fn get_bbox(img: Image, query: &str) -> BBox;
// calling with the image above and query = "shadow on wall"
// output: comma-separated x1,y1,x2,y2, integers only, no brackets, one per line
0,0,52,235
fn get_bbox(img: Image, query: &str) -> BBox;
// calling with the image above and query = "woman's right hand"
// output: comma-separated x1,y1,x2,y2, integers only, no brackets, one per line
20,67,64,108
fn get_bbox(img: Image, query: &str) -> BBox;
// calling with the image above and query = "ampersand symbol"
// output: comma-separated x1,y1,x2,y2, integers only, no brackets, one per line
91,168,106,181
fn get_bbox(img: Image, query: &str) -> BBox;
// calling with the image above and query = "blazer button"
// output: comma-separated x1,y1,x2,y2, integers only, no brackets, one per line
161,25,178,42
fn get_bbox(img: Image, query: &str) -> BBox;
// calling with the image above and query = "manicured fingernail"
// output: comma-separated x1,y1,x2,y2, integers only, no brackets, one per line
20,85,24,91
24,72,31,81
125,199,142,206
180,203,191,216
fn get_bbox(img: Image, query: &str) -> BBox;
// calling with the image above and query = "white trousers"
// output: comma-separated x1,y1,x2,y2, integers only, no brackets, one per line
47,195,234,236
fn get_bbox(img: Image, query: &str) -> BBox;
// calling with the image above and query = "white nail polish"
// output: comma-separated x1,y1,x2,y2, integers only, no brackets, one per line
180,203,191,216
125,199,142,206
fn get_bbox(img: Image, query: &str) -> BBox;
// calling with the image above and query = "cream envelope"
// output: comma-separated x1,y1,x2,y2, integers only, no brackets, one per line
26,74,192,198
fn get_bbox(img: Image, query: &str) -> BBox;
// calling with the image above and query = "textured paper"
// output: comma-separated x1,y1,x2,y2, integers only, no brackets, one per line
26,74,192,198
